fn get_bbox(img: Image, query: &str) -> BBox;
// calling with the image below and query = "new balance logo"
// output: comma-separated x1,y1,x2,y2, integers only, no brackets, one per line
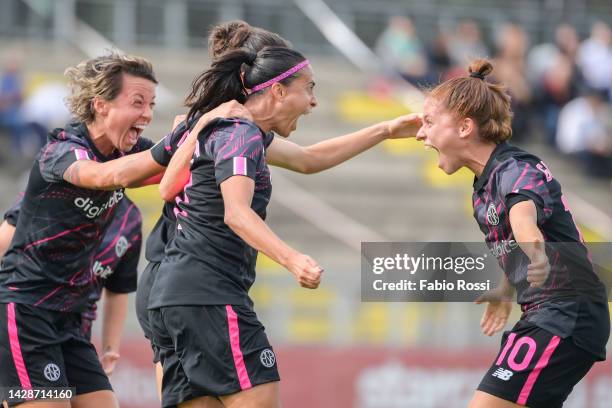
492,368,514,381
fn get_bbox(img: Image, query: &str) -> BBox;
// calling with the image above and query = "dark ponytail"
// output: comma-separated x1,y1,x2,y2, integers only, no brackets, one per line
185,46,307,123
185,48,256,123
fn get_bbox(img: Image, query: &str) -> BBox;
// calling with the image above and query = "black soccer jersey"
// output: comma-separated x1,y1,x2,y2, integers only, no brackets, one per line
149,118,274,308
80,196,141,336
144,117,195,263
0,122,165,312
2,193,23,227
472,142,609,359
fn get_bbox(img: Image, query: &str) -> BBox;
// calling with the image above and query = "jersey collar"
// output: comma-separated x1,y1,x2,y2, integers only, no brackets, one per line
473,142,511,191
73,122,116,162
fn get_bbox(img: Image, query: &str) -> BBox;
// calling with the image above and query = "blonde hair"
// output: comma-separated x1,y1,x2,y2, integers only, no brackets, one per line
429,58,513,143
64,52,157,123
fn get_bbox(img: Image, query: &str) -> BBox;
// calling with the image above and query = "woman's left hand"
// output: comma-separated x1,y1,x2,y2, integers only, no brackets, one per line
100,350,120,375
385,113,423,139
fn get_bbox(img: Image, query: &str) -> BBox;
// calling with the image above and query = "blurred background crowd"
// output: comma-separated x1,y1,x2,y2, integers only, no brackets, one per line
374,16,612,179
0,1,610,407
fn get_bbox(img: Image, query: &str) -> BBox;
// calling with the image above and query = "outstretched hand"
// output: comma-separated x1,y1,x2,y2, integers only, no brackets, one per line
100,350,120,375
476,298,512,336
385,113,423,139
474,287,514,336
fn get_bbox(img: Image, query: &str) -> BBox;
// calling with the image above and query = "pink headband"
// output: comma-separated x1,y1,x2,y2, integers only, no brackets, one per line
249,60,310,93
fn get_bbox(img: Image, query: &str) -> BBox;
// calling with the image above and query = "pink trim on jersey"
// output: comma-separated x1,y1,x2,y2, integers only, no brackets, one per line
177,130,190,147
173,173,193,219
23,224,92,251
511,163,531,193
220,121,243,160
517,335,561,405
226,305,252,390
233,157,247,176
74,149,90,161
34,285,64,307
7,303,32,390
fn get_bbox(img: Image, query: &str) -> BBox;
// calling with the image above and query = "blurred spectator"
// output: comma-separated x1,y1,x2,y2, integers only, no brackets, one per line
528,24,585,145
556,23,581,60
375,16,430,85
0,50,25,156
428,31,452,81
577,21,612,95
492,23,532,142
556,86,612,179
447,19,489,67
19,81,71,158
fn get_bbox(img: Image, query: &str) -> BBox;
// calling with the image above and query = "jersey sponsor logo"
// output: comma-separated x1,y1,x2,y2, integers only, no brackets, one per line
491,367,514,381
490,239,519,258
43,363,61,382
260,348,276,368
74,190,124,219
115,236,129,257
486,203,499,226
536,161,553,182
92,260,114,279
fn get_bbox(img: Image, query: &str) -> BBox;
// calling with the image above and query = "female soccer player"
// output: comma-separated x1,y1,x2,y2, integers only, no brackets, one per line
0,52,242,408
0,194,142,376
148,45,421,408
416,58,610,408
134,21,290,401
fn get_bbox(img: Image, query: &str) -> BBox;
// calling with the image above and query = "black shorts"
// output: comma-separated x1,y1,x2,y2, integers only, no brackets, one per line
478,320,596,408
0,303,112,406
149,304,280,408
135,261,161,363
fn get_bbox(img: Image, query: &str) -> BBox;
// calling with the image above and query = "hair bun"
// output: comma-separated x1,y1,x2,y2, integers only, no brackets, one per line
468,58,493,79
208,20,252,59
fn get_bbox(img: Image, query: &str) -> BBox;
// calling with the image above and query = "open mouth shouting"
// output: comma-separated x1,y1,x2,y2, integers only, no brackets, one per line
128,123,147,145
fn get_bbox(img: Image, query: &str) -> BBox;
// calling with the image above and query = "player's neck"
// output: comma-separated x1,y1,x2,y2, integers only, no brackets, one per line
464,142,497,178
244,98,274,133
86,121,115,156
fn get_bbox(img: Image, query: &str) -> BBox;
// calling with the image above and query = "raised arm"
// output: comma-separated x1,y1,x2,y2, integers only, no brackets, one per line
266,113,422,174
220,176,322,289
63,150,165,190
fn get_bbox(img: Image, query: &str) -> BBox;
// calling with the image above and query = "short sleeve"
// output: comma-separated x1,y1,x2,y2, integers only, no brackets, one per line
38,138,92,183
205,121,266,186
103,237,140,293
3,193,24,226
502,161,555,225
136,137,156,151
150,133,175,166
